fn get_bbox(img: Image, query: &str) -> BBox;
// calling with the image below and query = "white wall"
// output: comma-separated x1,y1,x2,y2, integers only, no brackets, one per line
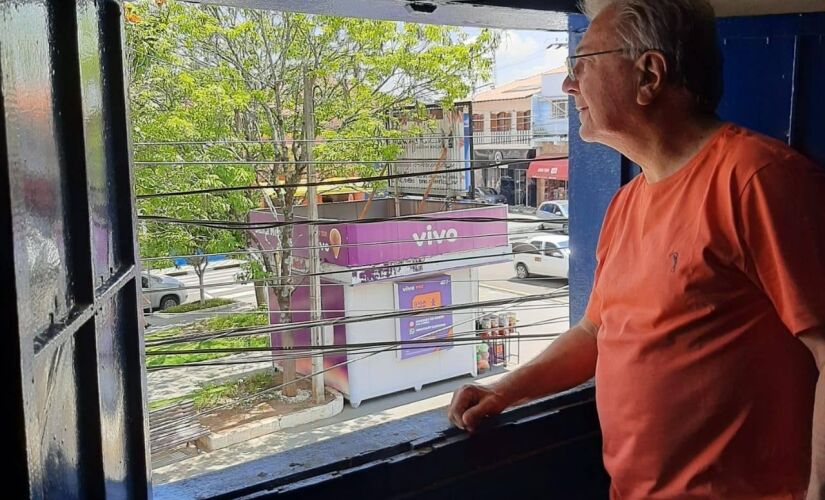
541,73,567,98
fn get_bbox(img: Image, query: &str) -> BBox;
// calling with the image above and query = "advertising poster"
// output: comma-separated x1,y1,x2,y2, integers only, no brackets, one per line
395,275,454,360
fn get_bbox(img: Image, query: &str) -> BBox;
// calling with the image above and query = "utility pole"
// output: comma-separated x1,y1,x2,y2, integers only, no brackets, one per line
304,67,325,404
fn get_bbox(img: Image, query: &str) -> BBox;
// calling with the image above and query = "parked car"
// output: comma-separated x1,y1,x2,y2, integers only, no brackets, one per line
141,273,188,311
536,200,569,233
474,186,507,204
513,234,570,279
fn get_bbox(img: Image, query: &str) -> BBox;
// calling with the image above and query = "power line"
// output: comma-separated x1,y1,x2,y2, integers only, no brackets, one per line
146,313,568,354
147,306,494,429
137,248,561,286
135,156,564,199
143,288,568,346
137,227,557,261
134,136,566,146
143,302,567,319
135,158,486,166
138,276,569,297
148,303,545,430
141,275,567,292
146,330,566,360
137,214,563,230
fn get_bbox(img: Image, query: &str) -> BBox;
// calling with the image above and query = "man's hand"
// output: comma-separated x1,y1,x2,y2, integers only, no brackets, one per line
448,321,600,434
448,383,510,433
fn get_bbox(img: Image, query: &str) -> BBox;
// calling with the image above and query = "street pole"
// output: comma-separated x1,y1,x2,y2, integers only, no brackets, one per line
304,67,325,404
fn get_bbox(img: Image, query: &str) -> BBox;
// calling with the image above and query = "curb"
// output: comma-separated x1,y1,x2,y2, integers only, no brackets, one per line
152,302,243,319
479,283,534,297
213,261,243,270
196,388,344,452
164,261,242,277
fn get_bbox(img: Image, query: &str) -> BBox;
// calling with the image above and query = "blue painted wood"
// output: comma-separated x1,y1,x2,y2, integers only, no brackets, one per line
567,14,627,322
717,14,825,165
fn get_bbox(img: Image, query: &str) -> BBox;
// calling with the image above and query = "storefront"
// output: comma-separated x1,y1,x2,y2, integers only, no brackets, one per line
526,157,569,205
250,199,514,407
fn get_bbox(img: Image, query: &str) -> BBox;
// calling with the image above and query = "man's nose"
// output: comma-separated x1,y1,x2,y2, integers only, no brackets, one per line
562,75,579,95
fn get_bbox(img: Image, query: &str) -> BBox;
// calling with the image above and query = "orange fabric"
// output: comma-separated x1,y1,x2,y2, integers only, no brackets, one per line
585,124,824,499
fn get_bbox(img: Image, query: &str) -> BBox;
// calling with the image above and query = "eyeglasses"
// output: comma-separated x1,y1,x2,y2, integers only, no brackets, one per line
565,48,625,81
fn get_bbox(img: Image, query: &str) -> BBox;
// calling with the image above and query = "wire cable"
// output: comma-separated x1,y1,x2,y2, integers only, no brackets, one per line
136,156,563,199
144,287,568,347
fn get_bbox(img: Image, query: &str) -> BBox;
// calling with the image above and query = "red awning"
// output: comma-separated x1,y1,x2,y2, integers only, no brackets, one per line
527,158,568,180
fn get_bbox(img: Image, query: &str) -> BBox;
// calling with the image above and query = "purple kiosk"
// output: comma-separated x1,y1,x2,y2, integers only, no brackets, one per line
250,198,511,407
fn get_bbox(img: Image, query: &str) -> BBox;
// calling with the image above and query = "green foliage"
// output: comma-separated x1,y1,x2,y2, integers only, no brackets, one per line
192,371,275,411
148,395,190,411
162,297,235,313
144,311,269,367
126,1,499,368
145,334,268,368
125,0,499,244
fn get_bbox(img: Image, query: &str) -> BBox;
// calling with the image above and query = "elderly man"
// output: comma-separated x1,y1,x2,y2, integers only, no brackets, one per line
448,1,825,498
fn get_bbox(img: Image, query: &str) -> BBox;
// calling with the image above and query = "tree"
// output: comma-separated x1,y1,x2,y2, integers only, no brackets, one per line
126,0,497,395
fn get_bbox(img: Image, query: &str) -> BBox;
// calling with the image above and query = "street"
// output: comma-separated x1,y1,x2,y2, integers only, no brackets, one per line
147,221,570,482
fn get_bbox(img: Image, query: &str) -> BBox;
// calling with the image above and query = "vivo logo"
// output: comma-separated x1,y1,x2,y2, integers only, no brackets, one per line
412,225,459,247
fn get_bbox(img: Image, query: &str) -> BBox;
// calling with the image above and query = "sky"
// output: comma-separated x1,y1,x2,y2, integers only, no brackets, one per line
465,28,569,88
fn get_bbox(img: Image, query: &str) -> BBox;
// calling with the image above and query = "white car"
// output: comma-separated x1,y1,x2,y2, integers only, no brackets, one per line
513,234,570,279
141,273,188,311
536,200,569,233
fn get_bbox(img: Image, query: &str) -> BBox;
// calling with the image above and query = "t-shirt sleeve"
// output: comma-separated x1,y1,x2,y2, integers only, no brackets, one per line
737,157,825,336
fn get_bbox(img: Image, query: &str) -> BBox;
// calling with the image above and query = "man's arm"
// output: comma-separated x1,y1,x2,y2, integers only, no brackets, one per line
799,328,825,500
447,318,599,433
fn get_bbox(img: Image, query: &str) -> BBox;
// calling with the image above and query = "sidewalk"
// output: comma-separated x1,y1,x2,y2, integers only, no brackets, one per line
150,285,569,483
151,369,511,485
145,301,254,330
147,353,273,403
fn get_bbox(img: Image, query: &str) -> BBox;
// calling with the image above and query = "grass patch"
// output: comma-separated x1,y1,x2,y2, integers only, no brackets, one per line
192,371,275,412
145,311,269,368
148,395,191,411
162,297,235,313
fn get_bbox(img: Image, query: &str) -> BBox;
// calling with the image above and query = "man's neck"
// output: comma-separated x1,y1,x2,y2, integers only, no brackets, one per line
618,113,724,184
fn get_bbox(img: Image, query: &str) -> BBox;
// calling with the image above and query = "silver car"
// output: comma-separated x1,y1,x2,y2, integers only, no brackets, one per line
536,200,569,233
141,273,188,311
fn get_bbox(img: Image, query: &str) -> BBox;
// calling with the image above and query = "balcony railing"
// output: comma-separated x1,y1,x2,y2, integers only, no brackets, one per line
472,130,533,146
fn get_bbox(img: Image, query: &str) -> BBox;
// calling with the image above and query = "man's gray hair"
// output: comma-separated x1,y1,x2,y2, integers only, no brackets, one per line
579,0,723,114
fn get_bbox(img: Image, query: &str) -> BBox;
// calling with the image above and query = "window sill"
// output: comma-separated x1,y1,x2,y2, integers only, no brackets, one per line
155,381,604,499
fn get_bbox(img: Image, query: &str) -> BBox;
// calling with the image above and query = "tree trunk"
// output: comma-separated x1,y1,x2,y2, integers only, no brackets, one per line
189,256,208,306
254,285,267,309
277,200,298,398
278,306,297,398
197,269,206,306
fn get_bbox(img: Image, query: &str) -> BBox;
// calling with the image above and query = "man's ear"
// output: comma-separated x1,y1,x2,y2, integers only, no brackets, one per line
636,50,667,106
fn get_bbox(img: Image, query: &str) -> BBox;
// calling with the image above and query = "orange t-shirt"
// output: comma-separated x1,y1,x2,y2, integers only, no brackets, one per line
585,123,823,499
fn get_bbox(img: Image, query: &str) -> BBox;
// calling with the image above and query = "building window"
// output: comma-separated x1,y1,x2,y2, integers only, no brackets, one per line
492,111,511,132
428,108,444,120
550,99,568,119
516,111,531,131
472,113,484,132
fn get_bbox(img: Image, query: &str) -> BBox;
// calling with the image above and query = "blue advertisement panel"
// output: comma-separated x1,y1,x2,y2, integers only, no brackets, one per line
395,275,454,360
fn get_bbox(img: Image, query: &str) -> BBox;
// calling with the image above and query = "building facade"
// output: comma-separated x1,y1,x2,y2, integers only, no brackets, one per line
471,67,569,205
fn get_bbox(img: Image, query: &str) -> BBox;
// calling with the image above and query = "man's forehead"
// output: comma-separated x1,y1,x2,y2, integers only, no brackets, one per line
576,9,618,54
